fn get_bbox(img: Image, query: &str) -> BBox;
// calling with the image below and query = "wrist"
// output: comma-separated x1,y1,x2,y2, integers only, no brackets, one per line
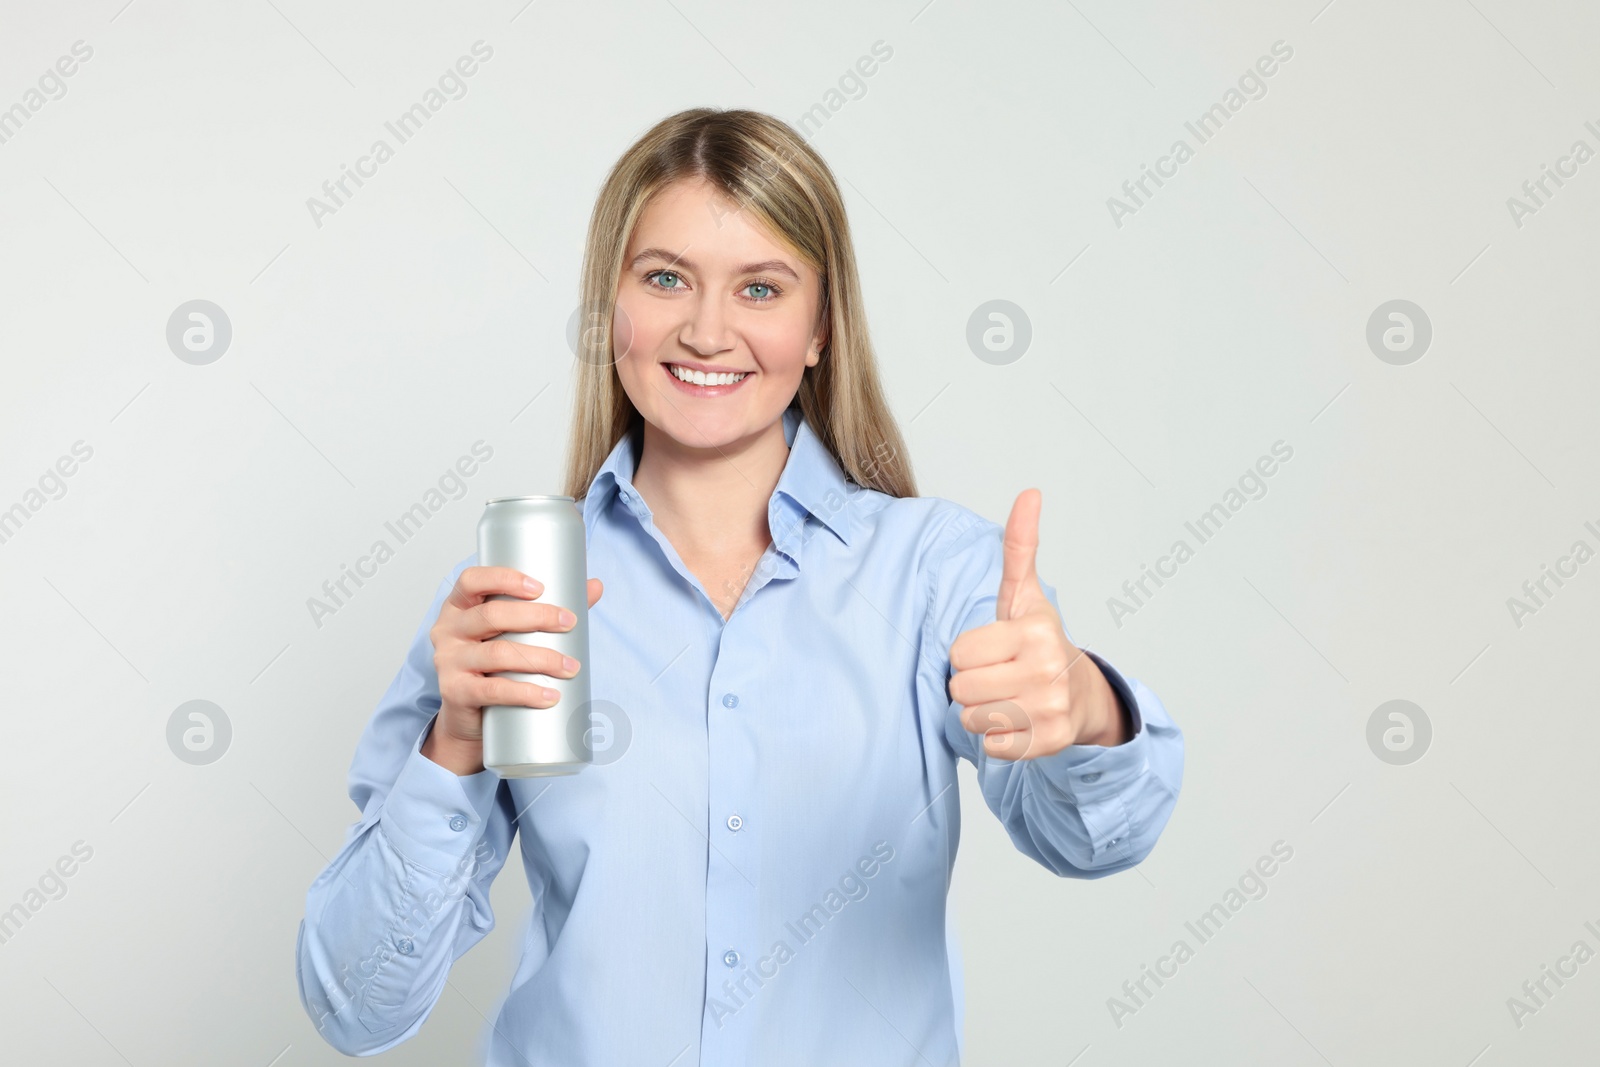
421,722,486,776
1079,667,1130,748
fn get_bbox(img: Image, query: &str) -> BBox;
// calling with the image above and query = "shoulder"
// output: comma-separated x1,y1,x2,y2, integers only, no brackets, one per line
845,492,1012,655
846,488,1001,580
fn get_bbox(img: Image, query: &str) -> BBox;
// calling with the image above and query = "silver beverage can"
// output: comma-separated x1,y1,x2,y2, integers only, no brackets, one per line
476,495,592,777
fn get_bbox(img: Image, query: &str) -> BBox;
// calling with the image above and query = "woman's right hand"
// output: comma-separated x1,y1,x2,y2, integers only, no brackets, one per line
423,566,604,775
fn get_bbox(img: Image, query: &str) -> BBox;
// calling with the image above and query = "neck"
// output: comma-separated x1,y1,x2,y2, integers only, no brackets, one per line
631,414,790,556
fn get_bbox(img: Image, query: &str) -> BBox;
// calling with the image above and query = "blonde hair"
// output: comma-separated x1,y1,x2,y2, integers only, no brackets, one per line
560,107,916,501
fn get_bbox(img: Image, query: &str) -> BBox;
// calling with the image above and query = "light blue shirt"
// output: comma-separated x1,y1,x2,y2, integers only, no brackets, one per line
297,404,1184,1065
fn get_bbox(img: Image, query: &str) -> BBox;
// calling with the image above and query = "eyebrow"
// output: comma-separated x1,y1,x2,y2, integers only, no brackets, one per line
628,247,801,282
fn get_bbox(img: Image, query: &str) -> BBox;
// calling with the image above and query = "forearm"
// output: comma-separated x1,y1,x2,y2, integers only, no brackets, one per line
299,720,508,1052
298,825,432,1053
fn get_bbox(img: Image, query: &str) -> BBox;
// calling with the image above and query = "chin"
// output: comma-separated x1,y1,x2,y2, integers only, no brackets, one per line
651,411,750,448
640,404,787,453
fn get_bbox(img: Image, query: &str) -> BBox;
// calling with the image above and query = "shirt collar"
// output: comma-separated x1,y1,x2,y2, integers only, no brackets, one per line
582,405,856,549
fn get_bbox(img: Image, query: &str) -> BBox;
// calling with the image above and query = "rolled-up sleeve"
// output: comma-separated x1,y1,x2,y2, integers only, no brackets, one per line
923,511,1184,878
296,553,521,1054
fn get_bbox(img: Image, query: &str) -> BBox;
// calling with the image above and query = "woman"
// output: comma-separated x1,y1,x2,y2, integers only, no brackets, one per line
297,107,1183,1066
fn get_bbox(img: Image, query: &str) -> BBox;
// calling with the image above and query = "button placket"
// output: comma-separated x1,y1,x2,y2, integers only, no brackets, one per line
703,620,760,1051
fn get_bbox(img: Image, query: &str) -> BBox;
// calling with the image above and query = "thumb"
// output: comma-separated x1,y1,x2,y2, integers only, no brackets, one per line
996,488,1043,622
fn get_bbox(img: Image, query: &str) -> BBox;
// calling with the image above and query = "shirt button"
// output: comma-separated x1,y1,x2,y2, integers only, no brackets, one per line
723,949,740,968
722,693,739,708
396,938,415,955
448,813,468,832
727,814,743,831
1081,772,1102,784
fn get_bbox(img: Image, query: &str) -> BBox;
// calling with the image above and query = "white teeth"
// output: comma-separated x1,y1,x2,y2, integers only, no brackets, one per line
669,364,748,386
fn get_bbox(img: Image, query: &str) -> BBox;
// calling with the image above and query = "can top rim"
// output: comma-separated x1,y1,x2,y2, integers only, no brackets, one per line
485,495,576,504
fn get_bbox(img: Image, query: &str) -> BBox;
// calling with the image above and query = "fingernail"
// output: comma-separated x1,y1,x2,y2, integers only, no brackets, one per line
523,576,542,594
562,655,579,672
543,687,559,702
559,609,576,627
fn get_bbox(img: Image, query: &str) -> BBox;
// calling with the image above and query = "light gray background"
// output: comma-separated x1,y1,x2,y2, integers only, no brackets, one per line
1,0,1596,1064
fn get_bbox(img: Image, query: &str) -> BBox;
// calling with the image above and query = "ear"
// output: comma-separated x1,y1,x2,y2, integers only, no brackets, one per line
807,324,828,367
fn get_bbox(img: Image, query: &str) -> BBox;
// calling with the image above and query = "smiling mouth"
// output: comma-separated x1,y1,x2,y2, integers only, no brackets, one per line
663,363,752,388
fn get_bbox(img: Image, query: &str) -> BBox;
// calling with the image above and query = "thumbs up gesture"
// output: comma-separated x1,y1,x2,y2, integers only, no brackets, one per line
948,489,1127,759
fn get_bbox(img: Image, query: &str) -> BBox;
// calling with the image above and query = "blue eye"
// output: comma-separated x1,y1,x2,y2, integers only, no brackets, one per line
644,269,781,302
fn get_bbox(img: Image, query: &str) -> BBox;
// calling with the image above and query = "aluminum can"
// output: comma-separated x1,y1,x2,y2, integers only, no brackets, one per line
476,495,591,777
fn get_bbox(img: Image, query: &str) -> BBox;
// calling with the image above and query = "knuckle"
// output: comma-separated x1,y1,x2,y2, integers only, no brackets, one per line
497,639,543,671
487,638,519,668
480,600,511,632
474,677,508,708
490,677,545,708
997,703,1030,731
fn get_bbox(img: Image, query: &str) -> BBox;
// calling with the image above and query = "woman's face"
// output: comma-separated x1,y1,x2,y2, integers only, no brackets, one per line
612,176,826,453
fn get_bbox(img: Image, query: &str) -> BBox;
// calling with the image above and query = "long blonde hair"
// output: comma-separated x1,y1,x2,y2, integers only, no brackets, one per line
560,107,916,501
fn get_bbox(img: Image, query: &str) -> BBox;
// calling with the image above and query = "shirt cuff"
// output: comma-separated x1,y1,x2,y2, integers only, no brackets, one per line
1026,652,1152,863
377,717,502,875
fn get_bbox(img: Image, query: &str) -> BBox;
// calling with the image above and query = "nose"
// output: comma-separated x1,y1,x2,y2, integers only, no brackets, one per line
678,291,735,356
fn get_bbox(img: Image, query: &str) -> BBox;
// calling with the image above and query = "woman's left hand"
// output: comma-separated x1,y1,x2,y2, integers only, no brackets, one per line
948,488,1127,759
